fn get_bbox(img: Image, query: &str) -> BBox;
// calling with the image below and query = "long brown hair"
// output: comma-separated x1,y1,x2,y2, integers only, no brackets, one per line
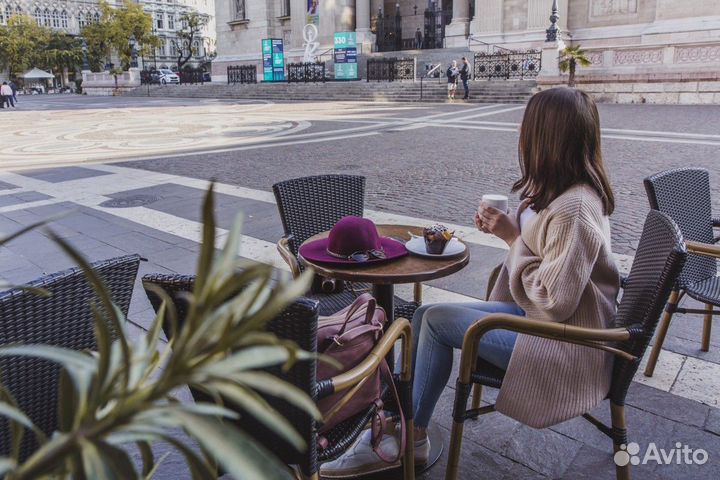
513,87,615,215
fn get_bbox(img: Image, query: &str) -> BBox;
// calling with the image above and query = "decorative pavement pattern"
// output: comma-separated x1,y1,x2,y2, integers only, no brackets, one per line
1,96,719,479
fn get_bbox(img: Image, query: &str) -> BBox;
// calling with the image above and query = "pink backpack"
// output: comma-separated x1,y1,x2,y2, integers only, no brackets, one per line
316,293,405,462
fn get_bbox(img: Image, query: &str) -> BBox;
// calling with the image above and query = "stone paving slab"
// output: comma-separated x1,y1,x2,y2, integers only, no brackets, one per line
2,95,720,479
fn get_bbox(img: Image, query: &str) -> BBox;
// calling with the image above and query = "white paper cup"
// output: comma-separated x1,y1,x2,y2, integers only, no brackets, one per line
481,194,509,214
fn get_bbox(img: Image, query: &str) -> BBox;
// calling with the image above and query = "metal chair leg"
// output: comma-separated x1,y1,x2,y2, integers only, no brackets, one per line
468,384,482,419
445,381,472,480
611,402,631,480
702,303,713,352
403,419,415,480
644,290,679,377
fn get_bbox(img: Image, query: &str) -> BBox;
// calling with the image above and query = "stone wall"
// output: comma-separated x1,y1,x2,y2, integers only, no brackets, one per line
538,73,720,104
81,69,141,96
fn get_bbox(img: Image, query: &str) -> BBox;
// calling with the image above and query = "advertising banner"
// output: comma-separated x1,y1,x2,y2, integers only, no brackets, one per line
307,0,319,26
334,32,358,80
262,38,285,82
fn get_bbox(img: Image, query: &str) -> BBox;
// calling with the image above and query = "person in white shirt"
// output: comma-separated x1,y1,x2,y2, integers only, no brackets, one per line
1,82,15,108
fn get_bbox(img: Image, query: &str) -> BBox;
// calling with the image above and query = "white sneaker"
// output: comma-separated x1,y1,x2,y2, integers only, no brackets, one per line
414,435,431,465
320,429,401,478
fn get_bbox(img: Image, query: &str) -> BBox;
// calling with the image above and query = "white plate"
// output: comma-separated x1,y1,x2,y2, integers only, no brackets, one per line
405,236,466,258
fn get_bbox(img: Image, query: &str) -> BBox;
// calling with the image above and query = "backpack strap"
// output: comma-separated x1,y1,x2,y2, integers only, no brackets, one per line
369,360,406,464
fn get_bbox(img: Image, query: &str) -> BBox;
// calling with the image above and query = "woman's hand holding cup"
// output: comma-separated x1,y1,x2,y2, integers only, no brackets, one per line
477,195,520,246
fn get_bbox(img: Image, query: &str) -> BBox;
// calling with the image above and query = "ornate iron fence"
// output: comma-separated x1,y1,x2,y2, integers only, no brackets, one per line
227,65,257,84
287,62,326,83
179,68,205,84
473,50,542,80
366,58,415,82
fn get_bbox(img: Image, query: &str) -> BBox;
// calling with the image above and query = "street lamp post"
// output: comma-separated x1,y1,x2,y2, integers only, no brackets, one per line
81,39,89,71
130,35,138,68
546,0,560,42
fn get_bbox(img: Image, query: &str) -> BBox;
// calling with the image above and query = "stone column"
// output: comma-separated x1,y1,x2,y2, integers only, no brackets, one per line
355,0,376,49
470,0,503,39
445,0,472,47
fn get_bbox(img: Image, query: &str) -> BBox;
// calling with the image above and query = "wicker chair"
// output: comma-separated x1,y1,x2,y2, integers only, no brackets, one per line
142,273,415,480
273,175,420,319
642,168,720,377
445,211,687,480
0,254,141,460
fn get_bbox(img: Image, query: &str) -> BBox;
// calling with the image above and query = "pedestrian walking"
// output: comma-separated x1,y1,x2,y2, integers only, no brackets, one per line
460,57,471,100
446,60,459,101
0,82,14,108
415,28,423,49
9,80,17,104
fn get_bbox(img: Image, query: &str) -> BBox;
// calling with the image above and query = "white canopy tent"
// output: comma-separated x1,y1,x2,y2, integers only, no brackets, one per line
19,68,55,93
20,68,54,80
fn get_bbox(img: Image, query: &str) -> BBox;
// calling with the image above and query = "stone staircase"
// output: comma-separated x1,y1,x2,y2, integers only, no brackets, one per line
124,79,536,104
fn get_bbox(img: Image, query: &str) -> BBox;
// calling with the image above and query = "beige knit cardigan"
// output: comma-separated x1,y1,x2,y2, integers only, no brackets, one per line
489,184,620,428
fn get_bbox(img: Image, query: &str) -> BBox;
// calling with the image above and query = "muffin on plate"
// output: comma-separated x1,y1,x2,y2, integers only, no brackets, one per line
423,224,454,254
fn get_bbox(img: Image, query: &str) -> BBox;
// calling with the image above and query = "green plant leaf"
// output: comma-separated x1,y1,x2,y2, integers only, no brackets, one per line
206,382,306,450
0,457,17,476
95,440,139,478
172,411,293,480
230,371,321,420
194,182,217,296
144,452,169,480
0,401,47,451
80,439,124,480
137,440,154,476
46,231,131,384
199,346,291,376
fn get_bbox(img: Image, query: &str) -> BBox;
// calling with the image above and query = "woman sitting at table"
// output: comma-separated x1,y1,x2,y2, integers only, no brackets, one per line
321,87,621,475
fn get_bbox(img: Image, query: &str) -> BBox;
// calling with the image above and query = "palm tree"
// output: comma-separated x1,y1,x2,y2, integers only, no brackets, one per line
559,44,592,87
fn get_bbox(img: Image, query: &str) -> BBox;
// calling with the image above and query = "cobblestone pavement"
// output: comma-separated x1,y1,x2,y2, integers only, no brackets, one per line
1,96,720,479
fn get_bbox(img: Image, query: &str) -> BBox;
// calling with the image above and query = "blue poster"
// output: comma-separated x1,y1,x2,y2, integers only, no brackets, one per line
272,39,285,81
334,32,357,80
262,38,285,82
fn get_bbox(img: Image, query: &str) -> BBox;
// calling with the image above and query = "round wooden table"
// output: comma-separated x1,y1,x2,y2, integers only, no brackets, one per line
299,224,470,474
299,224,470,326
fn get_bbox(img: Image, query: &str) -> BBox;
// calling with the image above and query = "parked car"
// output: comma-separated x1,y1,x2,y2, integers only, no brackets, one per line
158,69,180,85
203,72,211,82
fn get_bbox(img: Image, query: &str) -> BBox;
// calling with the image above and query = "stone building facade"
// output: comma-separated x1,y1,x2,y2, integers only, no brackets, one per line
212,0,720,103
0,0,215,77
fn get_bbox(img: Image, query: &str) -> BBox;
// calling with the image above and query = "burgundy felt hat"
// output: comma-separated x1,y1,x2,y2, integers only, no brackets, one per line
299,216,407,265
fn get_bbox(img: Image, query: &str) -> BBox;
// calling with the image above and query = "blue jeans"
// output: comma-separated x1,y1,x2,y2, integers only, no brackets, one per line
408,301,523,428
462,78,469,98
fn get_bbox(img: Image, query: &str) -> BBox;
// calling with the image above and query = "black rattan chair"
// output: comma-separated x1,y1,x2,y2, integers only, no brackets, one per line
273,175,420,319
142,273,415,480
0,254,141,460
642,168,720,377
445,211,687,480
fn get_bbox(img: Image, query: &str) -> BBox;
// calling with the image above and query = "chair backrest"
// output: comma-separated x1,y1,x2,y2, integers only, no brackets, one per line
610,211,686,404
272,175,365,259
142,273,319,475
644,168,715,288
0,255,140,459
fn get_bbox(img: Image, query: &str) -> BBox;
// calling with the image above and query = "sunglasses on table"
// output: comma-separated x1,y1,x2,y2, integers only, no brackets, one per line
348,249,386,263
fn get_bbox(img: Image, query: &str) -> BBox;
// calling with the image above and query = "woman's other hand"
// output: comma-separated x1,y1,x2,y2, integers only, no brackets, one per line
479,203,520,246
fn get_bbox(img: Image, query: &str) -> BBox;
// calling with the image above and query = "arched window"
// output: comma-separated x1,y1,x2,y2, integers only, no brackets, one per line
34,7,41,25
51,9,59,28
192,40,199,56
92,11,99,23
60,9,68,28
77,12,85,29
42,8,50,26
